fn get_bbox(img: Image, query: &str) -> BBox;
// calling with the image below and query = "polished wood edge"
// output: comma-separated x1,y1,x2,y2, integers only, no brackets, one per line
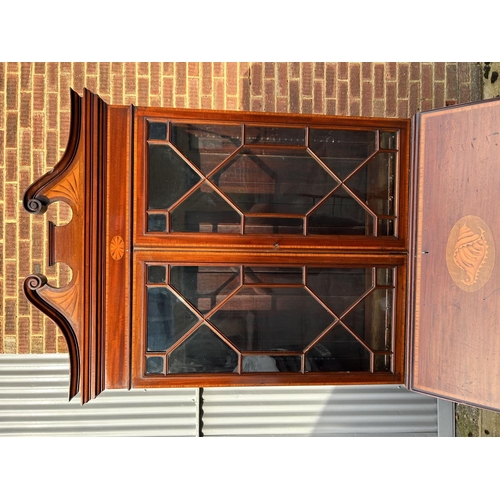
23,275,80,400
23,89,82,214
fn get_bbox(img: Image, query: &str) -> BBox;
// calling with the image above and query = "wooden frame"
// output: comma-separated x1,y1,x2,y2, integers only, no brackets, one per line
24,89,411,404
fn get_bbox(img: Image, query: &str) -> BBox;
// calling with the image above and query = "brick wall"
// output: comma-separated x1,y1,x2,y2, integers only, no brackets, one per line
0,62,482,354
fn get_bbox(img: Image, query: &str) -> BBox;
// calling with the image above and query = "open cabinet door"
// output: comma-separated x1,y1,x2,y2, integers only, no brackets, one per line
408,98,500,411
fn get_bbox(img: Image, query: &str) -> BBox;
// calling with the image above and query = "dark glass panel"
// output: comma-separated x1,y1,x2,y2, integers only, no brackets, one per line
345,152,396,216
306,324,370,372
171,123,241,176
210,287,335,351
342,288,393,351
244,267,303,285
148,265,166,284
307,187,374,235
379,131,397,150
376,267,394,287
148,122,167,141
148,213,167,232
168,324,238,373
309,129,377,180
241,355,302,372
170,266,240,314
374,354,391,372
307,267,372,316
170,182,241,233
244,217,303,234
148,144,201,210
146,356,164,374
378,218,395,236
245,126,305,145
212,147,337,215
147,287,199,352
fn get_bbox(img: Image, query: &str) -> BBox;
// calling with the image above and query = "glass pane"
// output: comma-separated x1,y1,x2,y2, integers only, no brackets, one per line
146,356,164,374
378,218,394,236
168,324,238,373
170,266,240,314
147,287,199,352
345,152,396,216
307,187,374,235
379,131,397,150
245,126,305,145
376,267,394,286
342,288,393,351
374,354,391,372
244,267,303,285
148,144,201,209
171,123,241,176
170,182,241,233
148,122,167,140
148,265,166,284
212,147,337,215
210,287,335,351
306,324,370,372
309,129,377,180
245,216,303,234
147,213,166,232
307,268,372,316
242,355,302,372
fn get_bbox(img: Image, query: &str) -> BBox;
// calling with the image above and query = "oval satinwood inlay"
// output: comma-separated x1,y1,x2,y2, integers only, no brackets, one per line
446,215,495,292
110,235,125,260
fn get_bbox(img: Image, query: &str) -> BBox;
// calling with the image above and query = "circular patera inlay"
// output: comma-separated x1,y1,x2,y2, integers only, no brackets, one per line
446,215,495,292
110,235,125,260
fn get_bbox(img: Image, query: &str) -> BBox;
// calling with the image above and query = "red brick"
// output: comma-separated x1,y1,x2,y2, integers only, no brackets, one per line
362,62,372,80
85,75,98,94
289,62,300,79
18,207,31,240
137,62,148,76
386,62,397,81
326,98,336,116
59,73,72,110
136,77,148,105
421,99,432,111
213,62,224,77
0,92,4,128
226,62,238,96
111,74,124,104
409,81,420,114
458,62,470,83
31,308,42,335
459,82,471,104
5,299,16,334
373,99,385,117
59,111,70,150
151,97,162,109
18,317,29,354
20,129,31,167
162,77,173,107
302,98,313,114
175,63,187,95
239,62,250,78
201,96,212,109
19,93,31,129
33,150,44,180
398,63,409,98
289,79,300,113
0,130,3,165
34,62,45,74
6,149,17,182
276,97,287,113
188,78,200,108
47,93,58,130
313,81,323,114
349,63,360,98
325,63,336,98
150,63,161,95
202,63,212,95
175,95,186,108
45,324,56,352
0,62,4,88
5,223,17,260
214,78,224,109
33,74,45,111
434,62,445,81
277,62,287,97
46,130,58,167
163,62,174,76
397,99,409,119
125,62,136,95
0,205,3,240
226,96,238,110
188,62,199,77
434,81,445,108
361,81,373,116
5,261,17,296
47,63,58,92
6,112,17,148
349,100,360,116
410,62,420,81
31,221,44,260
20,62,32,91
72,62,85,92
338,62,348,80
251,97,263,112
446,63,458,101
32,113,44,150
301,62,312,97
422,63,432,100
374,64,384,99
6,74,18,110
60,62,71,73
264,62,275,79
386,82,397,117
250,63,262,96
57,334,68,353
264,79,275,112
239,77,250,111
314,62,325,79
337,80,348,115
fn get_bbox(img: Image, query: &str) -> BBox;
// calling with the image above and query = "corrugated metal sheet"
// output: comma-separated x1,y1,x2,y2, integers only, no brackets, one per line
202,385,447,436
0,355,453,436
0,355,197,436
